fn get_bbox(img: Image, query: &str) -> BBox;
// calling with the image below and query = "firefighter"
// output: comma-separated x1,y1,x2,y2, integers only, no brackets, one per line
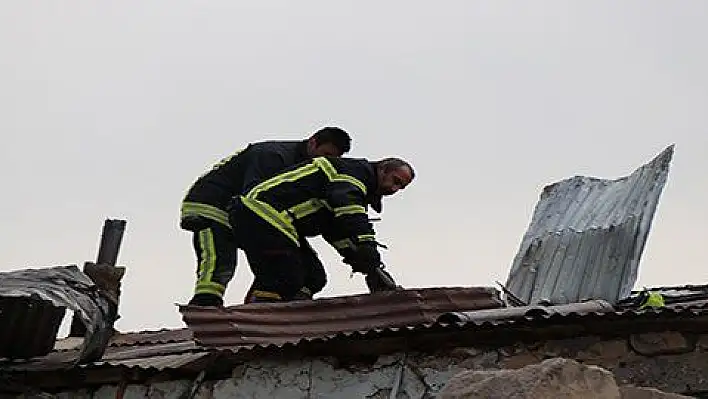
230,156,415,303
180,127,352,307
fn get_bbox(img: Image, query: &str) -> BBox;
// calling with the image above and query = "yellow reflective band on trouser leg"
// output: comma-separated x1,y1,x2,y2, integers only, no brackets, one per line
240,197,300,245
194,229,226,298
181,201,231,229
195,281,226,297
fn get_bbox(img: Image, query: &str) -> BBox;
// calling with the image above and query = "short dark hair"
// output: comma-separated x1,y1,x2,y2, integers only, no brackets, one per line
377,157,415,180
310,127,352,154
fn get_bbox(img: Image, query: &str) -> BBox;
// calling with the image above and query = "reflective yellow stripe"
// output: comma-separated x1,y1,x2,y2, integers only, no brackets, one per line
358,234,375,242
251,290,282,300
181,202,231,229
333,204,366,217
313,158,367,194
195,281,226,297
240,197,299,245
299,287,312,296
288,199,332,219
246,162,321,199
197,229,217,285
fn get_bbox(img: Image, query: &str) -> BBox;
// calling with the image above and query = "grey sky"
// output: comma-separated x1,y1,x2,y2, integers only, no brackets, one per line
1,1,707,333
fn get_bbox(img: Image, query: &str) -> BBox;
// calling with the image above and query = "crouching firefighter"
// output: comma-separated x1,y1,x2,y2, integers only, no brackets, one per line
231,156,415,303
180,127,352,307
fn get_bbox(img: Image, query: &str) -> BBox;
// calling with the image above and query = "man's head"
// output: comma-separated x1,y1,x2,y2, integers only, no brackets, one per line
370,157,414,212
375,158,414,196
306,127,352,158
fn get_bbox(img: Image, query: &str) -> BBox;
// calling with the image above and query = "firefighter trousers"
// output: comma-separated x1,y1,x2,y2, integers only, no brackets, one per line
190,220,238,301
231,200,327,302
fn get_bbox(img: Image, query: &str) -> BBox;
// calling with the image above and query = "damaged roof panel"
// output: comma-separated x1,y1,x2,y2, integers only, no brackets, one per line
180,286,503,348
0,265,119,363
0,296,66,359
505,145,674,305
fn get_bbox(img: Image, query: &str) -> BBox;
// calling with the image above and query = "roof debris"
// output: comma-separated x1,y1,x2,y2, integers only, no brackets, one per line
505,145,674,306
0,265,118,364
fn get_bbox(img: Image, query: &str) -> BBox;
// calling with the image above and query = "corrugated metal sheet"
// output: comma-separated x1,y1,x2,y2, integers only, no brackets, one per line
438,299,615,324
108,328,193,346
180,287,503,349
0,264,118,362
3,340,205,372
505,145,674,306
4,285,708,378
0,296,65,359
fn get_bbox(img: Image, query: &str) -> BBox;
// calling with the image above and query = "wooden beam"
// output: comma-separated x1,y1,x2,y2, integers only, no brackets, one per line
68,219,127,338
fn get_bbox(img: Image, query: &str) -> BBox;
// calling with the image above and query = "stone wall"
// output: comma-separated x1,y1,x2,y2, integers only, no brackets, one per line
35,331,708,398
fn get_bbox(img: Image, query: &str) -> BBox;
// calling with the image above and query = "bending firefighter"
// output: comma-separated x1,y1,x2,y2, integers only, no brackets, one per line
180,127,352,307
230,156,415,303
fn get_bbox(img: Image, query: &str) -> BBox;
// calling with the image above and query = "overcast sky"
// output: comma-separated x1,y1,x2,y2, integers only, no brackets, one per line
1,1,707,334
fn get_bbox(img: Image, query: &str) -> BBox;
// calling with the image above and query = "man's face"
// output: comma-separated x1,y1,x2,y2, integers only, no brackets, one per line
307,140,343,157
377,166,413,196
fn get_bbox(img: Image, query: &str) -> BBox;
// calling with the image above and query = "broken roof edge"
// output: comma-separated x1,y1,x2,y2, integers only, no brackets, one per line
0,265,118,363
539,144,675,194
504,144,675,306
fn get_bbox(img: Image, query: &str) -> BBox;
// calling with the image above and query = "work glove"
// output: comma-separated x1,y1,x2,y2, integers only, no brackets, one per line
343,243,381,275
365,267,401,293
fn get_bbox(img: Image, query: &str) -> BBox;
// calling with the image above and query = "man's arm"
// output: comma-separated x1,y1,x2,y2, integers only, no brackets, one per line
323,181,382,274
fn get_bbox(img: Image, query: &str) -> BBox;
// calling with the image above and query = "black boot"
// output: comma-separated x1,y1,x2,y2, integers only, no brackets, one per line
188,293,223,307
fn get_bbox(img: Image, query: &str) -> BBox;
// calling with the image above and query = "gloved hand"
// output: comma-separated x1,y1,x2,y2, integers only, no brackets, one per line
365,267,400,293
343,243,381,275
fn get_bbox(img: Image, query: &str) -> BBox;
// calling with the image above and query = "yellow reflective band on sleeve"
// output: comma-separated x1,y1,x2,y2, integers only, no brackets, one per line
357,234,375,242
333,204,366,217
288,199,331,219
194,281,226,297
240,196,300,245
246,162,321,199
299,287,312,296
313,158,367,194
181,202,231,229
332,238,354,250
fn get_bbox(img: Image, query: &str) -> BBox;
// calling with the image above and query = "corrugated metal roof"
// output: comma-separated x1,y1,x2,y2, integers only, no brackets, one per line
0,264,120,362
3,284,708,380
180,287,503,349
0,296,65,359
4,338,205,372
505,145,674,306
438,299,615,324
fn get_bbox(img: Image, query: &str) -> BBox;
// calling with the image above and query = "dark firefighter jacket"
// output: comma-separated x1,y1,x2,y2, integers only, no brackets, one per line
237,156,380,258
180,140,310,231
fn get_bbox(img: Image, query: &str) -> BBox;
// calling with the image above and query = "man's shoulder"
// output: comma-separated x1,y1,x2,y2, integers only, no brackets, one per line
328,157,375,179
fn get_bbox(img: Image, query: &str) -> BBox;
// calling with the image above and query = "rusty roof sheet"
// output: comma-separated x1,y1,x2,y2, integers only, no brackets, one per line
3,284,708,380
505,145,674,306
180,286,503,349
4,332,205,373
